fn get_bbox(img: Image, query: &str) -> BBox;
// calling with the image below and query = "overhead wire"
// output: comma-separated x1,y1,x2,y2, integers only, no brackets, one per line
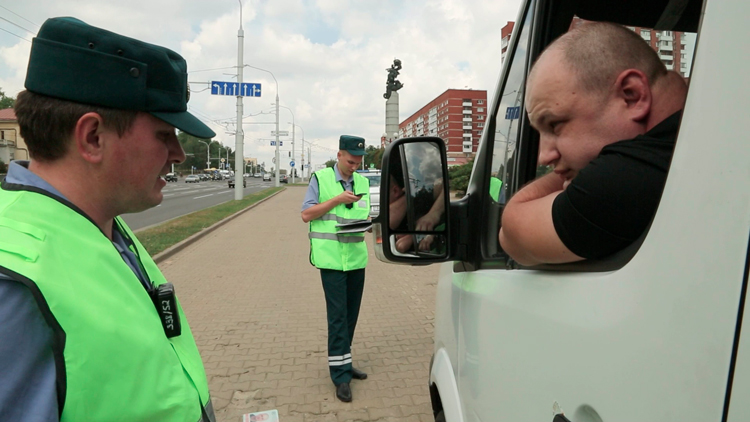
0,26,30,42
0,16,35,35
0,6,40,29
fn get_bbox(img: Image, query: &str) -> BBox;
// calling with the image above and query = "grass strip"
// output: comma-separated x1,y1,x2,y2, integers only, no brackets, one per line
136,187,283,256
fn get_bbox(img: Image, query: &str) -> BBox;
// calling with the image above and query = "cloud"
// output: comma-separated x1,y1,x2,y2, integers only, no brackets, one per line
0,0,523,170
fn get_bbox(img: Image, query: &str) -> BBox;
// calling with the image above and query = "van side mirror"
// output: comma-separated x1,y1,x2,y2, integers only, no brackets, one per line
372,137,451,263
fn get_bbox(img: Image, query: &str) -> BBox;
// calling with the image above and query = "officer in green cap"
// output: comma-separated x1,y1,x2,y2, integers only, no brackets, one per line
0,17,215,421
301,135,371,402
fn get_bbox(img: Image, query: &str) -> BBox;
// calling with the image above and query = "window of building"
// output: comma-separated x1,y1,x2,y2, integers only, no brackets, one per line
478,107,485,112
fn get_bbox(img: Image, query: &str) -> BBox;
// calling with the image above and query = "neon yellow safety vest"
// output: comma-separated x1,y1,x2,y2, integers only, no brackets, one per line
0,185,213,422
309,167,370,271
489,176,503,202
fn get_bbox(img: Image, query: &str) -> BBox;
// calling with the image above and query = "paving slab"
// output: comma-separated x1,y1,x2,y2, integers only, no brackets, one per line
158,187,440,422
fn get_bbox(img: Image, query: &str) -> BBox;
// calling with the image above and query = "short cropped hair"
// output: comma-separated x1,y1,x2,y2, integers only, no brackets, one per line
15,90,138,161
544,22,667,95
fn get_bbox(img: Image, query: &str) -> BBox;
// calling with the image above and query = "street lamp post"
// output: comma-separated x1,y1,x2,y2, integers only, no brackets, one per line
233,0,245,200
290,122,304,182
198,140,210,170
277,104,295,183
245,64,280,187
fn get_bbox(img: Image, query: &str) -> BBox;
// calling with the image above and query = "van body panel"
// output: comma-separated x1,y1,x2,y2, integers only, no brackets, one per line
430,348,465,422
429,0,750,420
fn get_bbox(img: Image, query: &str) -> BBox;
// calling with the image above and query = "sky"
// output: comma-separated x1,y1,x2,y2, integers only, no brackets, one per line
0,0,523,173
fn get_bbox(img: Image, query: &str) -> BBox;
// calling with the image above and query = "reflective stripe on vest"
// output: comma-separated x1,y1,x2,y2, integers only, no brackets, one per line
309,232,366,243
0,185,213,422
309,167,370,271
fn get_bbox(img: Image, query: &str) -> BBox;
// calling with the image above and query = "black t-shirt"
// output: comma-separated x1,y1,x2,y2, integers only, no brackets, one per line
551,111,681,259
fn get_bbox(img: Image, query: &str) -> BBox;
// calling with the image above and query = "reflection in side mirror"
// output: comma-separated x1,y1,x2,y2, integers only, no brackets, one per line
389,234,448,258
372,136,451,264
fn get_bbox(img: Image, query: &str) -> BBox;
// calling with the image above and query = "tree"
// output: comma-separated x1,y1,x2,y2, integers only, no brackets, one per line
325,159,337,168
447,159,474,193
0,89,15,109
363,145,385,170
176,132,226,172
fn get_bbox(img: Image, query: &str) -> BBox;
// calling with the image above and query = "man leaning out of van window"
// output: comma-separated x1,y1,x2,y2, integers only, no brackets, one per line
499,22,687,266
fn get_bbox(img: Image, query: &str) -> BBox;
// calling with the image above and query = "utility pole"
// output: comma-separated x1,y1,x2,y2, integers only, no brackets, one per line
233,0,245,200
291,122,295,183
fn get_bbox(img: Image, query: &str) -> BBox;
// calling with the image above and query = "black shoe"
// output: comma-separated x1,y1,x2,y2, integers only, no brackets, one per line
351,367,368,380
336,382,352,402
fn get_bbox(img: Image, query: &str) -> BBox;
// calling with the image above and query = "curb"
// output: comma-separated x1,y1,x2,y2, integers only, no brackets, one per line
152,188,285,264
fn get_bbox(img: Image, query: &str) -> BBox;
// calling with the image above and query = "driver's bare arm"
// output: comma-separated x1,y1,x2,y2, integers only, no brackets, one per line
498,173,584,265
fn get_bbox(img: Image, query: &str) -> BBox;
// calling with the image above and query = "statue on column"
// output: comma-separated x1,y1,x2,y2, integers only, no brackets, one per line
384,59,404,99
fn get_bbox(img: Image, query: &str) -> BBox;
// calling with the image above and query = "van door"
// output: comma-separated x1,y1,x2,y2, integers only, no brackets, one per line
454,0,750,421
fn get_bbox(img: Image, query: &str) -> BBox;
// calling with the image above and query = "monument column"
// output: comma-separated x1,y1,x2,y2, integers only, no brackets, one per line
385,91,399,144
383,59,404,147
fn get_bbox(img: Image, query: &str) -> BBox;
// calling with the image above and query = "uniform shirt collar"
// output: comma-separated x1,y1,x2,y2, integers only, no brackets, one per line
6,160,68,200
333,164,353,184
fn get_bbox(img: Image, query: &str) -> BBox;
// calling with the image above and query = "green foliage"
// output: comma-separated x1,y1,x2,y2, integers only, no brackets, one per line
363,145,385,170
137,187,283,256
447,159,474,192
176,132,230,172
0,89,15,109
325,159,337,168
0,159,6,173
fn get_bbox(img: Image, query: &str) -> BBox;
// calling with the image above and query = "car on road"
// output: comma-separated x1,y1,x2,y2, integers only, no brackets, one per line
164,173,178,182
262,173,271,182
198,174,210,181
254,173,261,178
228,178,246,188
280,174,289,184
358,170,381,218
185,174,200,183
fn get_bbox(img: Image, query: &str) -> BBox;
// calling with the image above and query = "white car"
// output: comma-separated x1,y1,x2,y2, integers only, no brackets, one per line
262,173,271,182
358,170,381,218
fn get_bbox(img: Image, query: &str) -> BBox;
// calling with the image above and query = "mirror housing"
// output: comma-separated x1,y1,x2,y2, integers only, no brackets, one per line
371,137,452,264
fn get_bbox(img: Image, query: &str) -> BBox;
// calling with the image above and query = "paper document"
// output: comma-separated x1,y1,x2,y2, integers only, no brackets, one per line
242,409,279,422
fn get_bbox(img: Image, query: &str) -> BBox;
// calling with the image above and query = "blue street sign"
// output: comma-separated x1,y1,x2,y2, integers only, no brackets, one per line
505,106,521,120
270,141,284,146
210,81,262,97
290,161,295,167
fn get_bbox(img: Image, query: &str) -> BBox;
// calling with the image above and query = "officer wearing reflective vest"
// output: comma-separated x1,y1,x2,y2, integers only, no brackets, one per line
0,17,215,421
301,136,371,403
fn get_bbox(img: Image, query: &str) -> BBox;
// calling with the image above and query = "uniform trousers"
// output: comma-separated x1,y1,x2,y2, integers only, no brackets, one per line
320,268,365,385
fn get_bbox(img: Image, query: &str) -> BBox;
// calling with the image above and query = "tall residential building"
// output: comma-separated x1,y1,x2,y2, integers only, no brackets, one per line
399,89,487,166
502,19,690,78
569,17,690,77
500,21,515,65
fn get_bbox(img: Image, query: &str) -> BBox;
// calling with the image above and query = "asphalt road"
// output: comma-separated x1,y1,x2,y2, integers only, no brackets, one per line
121,177,275,232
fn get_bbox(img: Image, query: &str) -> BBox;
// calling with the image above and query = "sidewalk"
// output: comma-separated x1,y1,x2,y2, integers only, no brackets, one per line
158,187,441,422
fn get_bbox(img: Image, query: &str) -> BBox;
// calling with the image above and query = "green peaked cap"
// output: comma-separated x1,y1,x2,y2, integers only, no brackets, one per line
25,17,215,139
339,135,365,156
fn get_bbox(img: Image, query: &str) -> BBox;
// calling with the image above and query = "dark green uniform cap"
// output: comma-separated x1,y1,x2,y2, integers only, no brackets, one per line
24,17,215,139
339,135,365,156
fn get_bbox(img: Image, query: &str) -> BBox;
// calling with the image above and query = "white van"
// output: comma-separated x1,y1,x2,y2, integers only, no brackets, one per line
372,0,750,421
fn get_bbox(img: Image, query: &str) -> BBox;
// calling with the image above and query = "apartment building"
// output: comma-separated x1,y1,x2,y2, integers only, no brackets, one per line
501,19,691,77
399,89,487,166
